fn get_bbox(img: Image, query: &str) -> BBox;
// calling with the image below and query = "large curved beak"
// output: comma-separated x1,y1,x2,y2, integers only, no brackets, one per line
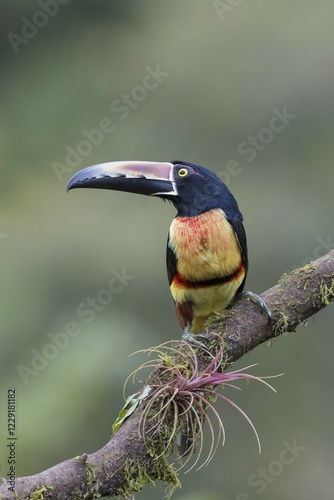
67,161,177,197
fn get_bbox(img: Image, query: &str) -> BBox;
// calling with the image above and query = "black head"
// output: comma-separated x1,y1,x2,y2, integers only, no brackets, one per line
167,160,240,218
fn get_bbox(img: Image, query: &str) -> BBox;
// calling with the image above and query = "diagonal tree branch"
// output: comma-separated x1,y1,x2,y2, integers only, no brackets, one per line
1,251,334,500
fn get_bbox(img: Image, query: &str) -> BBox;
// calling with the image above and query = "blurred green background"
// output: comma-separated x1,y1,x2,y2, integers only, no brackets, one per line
1,1,334,499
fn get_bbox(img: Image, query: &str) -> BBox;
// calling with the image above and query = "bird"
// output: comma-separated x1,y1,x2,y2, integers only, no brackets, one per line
67,160,270,344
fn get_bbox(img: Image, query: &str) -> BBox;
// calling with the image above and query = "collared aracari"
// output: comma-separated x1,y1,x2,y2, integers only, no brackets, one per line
67,160,269,342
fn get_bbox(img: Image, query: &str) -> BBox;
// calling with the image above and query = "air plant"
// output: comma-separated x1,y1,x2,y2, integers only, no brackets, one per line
119,339,281,472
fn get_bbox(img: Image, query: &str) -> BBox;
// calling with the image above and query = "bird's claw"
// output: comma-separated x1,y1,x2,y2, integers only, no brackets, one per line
182,325,211,353
243,290,272,324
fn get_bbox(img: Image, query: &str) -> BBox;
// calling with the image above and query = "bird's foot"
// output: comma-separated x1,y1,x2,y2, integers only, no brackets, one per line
242,290,272,324
182,324,210,353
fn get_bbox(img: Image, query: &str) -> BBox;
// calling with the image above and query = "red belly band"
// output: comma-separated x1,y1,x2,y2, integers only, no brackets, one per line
172,262,245,289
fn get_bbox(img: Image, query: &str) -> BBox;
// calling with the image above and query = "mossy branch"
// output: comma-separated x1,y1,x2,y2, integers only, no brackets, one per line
1,250,334,499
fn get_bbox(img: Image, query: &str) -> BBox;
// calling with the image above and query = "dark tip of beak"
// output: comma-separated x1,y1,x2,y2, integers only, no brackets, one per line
66,169,127,192
67,161,178,197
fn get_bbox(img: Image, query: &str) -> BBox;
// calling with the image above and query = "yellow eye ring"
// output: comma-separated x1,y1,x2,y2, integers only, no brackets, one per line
178,167,188,177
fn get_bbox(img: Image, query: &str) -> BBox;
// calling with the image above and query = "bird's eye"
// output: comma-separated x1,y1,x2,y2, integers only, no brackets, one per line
178,167,188,177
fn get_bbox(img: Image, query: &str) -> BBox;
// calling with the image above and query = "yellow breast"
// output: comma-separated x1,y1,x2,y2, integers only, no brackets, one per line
168,208,242,281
